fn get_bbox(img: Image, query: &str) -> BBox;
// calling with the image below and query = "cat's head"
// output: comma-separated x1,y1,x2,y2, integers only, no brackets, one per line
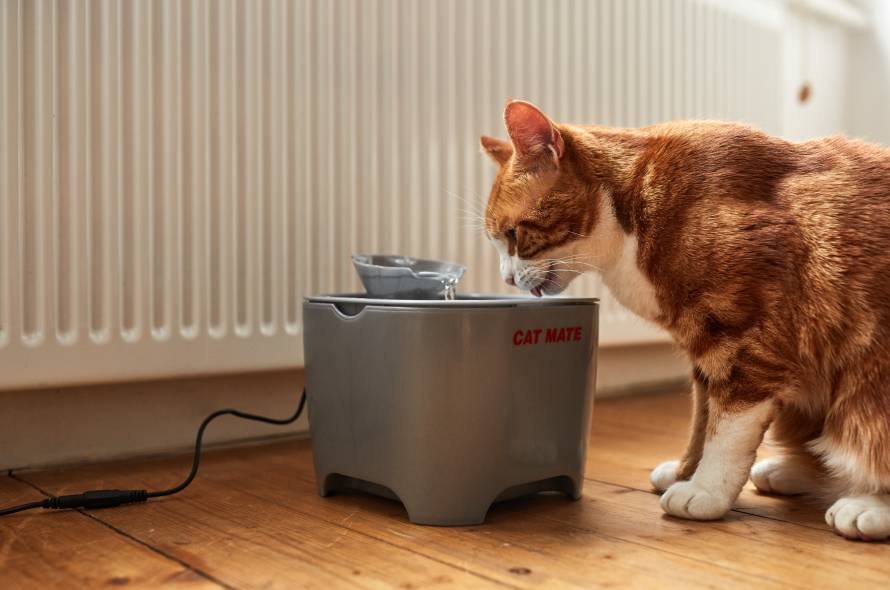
481,100,613,296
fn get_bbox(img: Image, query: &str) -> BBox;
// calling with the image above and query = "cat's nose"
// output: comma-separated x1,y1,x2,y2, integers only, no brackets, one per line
505,274,516,286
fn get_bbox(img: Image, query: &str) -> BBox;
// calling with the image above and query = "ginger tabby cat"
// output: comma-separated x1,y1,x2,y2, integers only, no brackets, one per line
481,99,890,541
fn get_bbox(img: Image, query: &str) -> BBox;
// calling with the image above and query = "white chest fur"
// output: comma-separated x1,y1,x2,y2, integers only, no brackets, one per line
600,236,661,322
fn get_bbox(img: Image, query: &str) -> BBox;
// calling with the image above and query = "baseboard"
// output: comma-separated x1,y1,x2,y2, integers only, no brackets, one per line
596,377,691,399
0,370,308,472
595,342,690,397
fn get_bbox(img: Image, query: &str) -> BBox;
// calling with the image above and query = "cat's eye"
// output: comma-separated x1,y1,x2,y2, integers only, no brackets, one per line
504,228,516,241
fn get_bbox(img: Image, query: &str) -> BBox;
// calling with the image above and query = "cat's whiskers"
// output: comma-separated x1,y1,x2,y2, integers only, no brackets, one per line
553,261,603,271
446,189,486,216
535,256,583,266
458,213,486,226
448,189,491,236
457,209,486,223
535,255,603,272
535,275,563,290
457,212,487,235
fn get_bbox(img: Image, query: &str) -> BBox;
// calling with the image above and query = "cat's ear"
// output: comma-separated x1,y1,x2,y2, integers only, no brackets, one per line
480,135,513,166
503,100,564,164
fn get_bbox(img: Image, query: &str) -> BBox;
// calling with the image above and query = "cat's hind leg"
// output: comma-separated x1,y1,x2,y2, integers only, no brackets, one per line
826,495,890,541
751,396,827,496
750,453,821,496
811,361,890,541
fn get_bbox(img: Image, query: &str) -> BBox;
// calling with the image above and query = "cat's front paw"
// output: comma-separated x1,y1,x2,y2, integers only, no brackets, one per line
660,481,731,521
650,459,680,492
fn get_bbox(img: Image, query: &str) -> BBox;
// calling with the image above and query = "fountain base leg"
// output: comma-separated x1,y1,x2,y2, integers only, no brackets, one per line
318,472,582,526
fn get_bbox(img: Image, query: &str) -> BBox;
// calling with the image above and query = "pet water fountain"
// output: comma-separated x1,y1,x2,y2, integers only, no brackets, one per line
302,255,598,525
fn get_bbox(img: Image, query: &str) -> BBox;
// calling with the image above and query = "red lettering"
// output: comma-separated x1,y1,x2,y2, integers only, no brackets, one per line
521,326,584,345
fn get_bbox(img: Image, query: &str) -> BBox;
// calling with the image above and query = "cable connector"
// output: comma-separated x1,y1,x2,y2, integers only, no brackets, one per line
0,388,306,518
44,489,148,510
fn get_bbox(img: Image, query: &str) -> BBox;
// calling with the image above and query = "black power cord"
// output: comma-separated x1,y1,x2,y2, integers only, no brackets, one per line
0,388,307,517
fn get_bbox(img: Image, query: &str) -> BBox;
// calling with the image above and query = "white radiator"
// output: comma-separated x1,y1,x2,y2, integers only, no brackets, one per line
0,0,783,390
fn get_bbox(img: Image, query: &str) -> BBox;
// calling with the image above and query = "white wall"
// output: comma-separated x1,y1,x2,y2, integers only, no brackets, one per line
850,0,890,147
779,0,890,146
781,5,853,140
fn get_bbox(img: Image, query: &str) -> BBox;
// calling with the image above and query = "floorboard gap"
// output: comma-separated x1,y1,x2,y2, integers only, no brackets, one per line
10,472,238,590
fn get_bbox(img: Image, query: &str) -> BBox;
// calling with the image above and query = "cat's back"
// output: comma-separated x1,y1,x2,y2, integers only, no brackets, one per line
635,120,890,282
643,120,890,172
792,134,890,192
780,134,890,228
640,119,783,150
639,121,890,206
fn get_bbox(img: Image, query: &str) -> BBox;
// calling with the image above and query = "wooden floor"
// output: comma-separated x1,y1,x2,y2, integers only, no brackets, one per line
2,391,888,589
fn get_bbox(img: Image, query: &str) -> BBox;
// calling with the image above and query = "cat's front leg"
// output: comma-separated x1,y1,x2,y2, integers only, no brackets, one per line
651,372,709,492
660,383,775,521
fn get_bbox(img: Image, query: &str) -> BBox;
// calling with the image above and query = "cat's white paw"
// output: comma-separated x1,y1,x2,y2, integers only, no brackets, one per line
826,495,890,541
650,459,680,492
660,481,732,521
750,457,814,496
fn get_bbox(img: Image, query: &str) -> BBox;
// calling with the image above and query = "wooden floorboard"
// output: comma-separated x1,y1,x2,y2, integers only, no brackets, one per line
0,475,222,589
3,391,888,589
